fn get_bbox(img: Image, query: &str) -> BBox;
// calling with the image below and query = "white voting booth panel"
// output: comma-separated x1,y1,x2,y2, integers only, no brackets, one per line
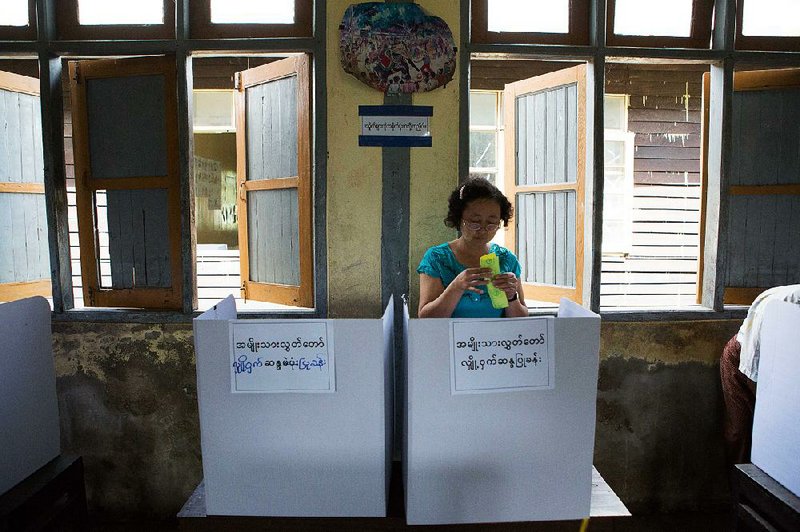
0,297,61,495
193,296,393,517
751,300,800,497
404,299,600,525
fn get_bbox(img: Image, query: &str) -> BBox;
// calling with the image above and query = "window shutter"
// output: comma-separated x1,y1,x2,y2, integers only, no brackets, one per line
235,54,313,308
69,56,183,309
0,71,51,302
699,69,800,304
504,65,589,305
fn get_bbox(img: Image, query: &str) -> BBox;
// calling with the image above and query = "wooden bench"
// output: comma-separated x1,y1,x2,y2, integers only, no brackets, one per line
734,464,800,532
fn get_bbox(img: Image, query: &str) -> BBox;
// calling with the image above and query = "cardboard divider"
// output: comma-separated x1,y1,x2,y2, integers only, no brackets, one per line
193,296,395,517
751,300,800,498
0,297,60,495
403,298,600,524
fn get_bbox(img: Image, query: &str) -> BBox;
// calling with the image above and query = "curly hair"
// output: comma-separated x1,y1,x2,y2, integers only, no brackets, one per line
444,177,513,228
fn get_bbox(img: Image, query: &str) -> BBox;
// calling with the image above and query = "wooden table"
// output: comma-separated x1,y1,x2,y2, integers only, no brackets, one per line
178,465,629,531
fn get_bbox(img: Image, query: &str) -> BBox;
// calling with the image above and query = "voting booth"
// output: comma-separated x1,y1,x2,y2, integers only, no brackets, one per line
193,296,394,517
0,297,88,530
751,300,800,498
404,299,600,525
0,296,61,494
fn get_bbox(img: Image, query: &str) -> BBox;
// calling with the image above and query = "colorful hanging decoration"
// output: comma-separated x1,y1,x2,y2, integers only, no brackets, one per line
339,2,457,94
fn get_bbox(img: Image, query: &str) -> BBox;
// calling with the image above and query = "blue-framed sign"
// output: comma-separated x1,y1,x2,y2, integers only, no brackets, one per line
359,105,433,147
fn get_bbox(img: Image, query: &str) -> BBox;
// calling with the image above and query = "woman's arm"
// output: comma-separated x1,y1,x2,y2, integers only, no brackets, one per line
418,268,493,318
504,281,528,317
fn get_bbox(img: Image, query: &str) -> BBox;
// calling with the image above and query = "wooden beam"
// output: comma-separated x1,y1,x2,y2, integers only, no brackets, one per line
730,185,800,196
0,70,39,96
177,52,197,313
724,287,767,305
0,280,52,301
0,183,45,194
244,177,299,192
39,53,73,311
589,53,605,312
700,61,734,311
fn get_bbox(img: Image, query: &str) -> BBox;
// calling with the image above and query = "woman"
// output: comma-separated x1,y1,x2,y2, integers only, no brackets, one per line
417,177,527,318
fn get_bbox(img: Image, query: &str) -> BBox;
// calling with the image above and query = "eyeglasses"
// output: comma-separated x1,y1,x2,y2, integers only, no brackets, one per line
462,220,501,232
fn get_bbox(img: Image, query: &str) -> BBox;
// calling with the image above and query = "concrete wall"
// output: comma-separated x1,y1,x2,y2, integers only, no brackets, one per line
596,319,741,512
53,321,200,520
46,1,742,523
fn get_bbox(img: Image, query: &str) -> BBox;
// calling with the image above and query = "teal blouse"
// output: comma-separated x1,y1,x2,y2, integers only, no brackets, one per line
417,242,522,318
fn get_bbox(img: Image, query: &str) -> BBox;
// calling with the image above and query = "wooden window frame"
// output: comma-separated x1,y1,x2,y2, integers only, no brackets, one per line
0,70,51,302
468,89,504,184
0,0,36,40
190,0,312,40
236,54,314,308
471,0,590,46
69,56,183,310
606,0,714,49
735,0,800,52
56,0,174,40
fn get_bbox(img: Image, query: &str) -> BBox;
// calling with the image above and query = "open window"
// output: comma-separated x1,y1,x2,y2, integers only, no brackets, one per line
700,68,800,305
0,0,36,40
235,54,313,308
503,64,590,306
190,0,312,39
0,70,51,302
474,57,706,309
606,0,713,48
56,0,174,40
736,0,800,51
68,56,183,309
600,63,705,308
471,0,589,46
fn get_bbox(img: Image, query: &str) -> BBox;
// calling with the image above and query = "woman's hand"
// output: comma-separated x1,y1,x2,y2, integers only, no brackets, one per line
492,272,519,299
453,267,493,294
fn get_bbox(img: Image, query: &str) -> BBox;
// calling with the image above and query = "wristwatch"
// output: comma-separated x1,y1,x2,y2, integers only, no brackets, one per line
508,292,518,302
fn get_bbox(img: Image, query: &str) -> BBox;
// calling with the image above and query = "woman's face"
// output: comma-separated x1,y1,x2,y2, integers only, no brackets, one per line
460,198,502,243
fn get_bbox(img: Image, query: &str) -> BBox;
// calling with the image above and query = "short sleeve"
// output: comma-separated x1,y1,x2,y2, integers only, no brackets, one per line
496,245,522,277
417,246,444,279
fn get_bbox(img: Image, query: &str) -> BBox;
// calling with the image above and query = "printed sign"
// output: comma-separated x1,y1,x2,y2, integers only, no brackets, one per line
358,104,433,147
361,115,429,136
450,318,554,394
229,320,335,393
193,156,222,210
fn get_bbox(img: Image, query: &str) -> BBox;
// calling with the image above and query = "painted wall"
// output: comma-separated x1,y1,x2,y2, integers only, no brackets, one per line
325,0,460,318
408,0,461,316
326,0,384,318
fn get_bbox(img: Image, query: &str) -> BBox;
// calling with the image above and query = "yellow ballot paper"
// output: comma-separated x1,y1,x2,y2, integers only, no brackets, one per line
479,252,509,309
